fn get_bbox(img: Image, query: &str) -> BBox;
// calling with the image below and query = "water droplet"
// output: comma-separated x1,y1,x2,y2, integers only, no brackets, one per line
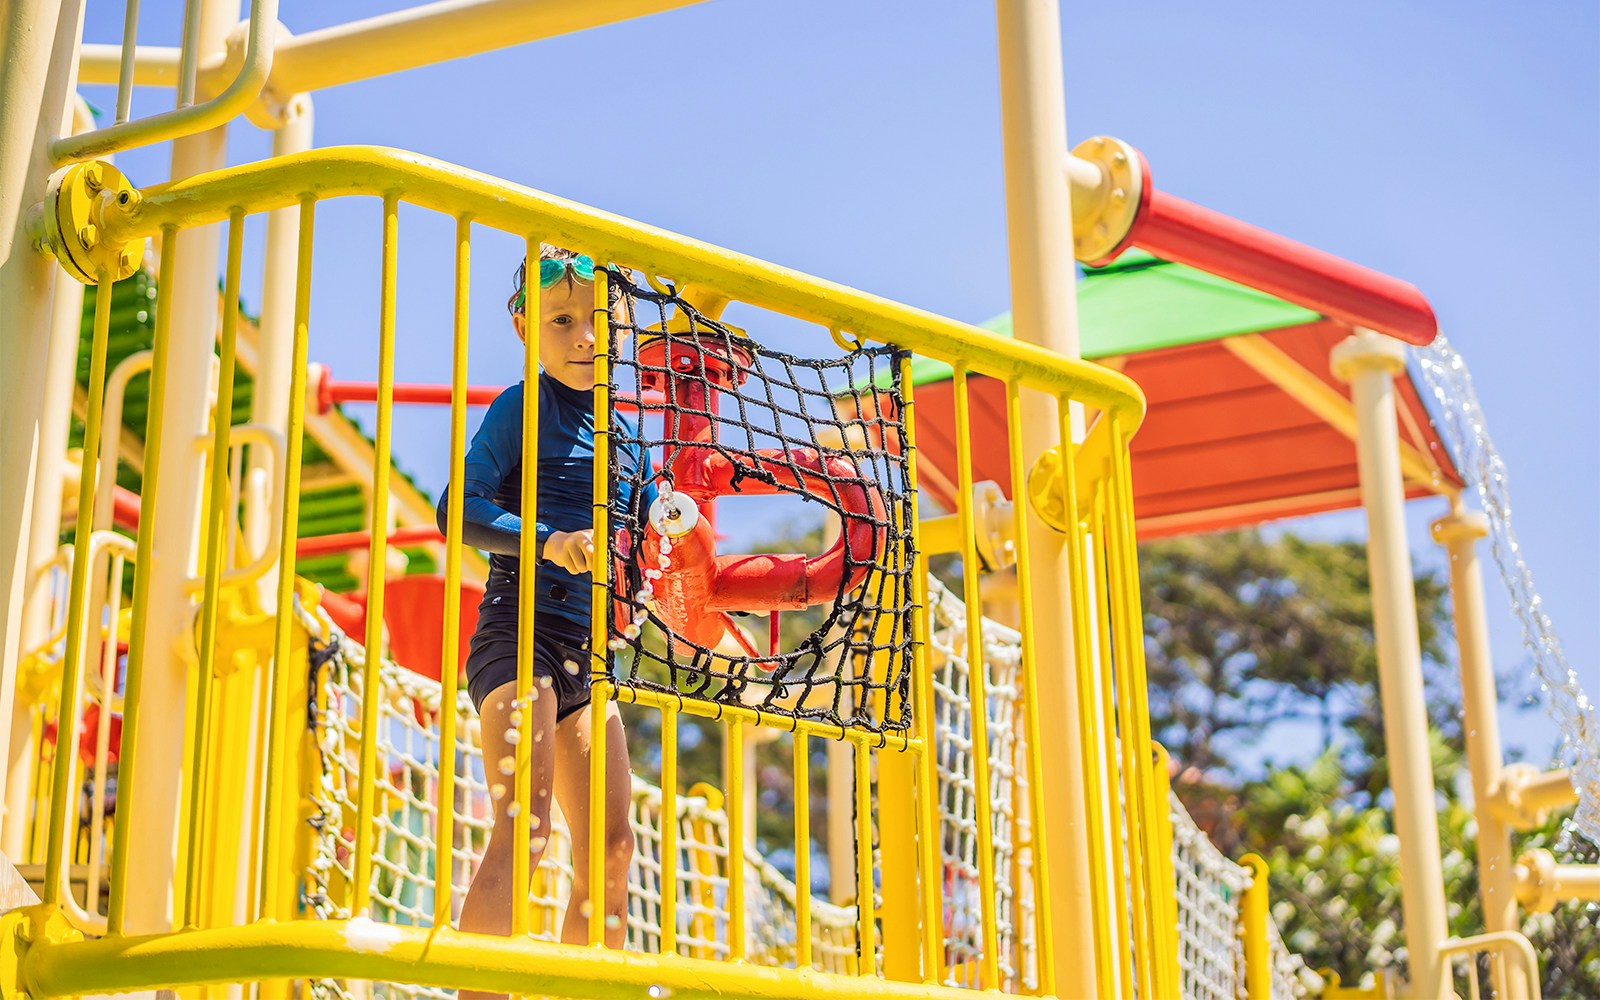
645,569,662,580
530,815,541,829
658,539,672,556
538,676,554,689
539,788,549,798
659,558,672,570
532,836,548,852
563,658,580,675
509,710,523,727
624,624,641,639
490,783,506,799
605,913,622,929
498,755,516,775
648,987,673,999
578,900,594,918
507,801,522,818
505,729,521,745
533,731,544,743
608,638,627,650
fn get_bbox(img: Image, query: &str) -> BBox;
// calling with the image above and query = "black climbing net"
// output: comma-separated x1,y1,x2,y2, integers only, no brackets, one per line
598,270,916,734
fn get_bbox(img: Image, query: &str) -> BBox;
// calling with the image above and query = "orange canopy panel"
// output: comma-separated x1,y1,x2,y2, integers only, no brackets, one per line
880,319,1461,539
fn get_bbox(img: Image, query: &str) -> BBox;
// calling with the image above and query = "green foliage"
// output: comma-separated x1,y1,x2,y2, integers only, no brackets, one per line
1141,528,1600,996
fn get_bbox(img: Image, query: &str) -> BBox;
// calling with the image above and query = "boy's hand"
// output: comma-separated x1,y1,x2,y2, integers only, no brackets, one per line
543,529,595,574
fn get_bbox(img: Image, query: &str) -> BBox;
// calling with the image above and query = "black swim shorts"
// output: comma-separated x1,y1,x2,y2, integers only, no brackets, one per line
464,596,594,721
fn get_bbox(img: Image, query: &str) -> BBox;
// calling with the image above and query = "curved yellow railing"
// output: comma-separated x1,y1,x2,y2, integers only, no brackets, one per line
21,146,1158,1000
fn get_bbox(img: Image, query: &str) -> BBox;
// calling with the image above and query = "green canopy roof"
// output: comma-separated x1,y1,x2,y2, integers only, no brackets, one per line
905,251,1322,386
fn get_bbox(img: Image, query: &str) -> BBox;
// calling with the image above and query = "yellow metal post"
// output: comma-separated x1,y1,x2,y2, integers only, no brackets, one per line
433,214,472,929
994,1,1100,992
351,193,401,917
1240,853,1272,1000
259,199,316,922
587,267,612,948
1331,329,1449,1000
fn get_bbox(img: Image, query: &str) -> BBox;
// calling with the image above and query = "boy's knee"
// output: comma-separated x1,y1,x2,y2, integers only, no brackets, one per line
605,821,634,865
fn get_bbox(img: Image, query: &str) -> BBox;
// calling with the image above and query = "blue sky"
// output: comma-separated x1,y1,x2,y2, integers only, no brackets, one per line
84,1,1597,766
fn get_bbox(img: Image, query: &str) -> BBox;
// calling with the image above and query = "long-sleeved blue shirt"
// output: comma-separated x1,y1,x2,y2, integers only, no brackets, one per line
437,373,657,628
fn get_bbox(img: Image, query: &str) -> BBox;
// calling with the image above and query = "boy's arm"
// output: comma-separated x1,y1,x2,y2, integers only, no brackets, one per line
436,383,555,560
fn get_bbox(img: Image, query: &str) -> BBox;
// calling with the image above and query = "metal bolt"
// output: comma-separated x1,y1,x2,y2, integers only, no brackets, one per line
78,225,99,249
1111,152,1127,166
119,247,140,270
117,189,141,209
1111,187,1127,203
82,162,104,191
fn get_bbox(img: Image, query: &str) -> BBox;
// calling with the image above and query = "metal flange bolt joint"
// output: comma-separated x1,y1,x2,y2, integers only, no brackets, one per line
39,160,145,285
1067,135,1147,266
1025,444,1073,535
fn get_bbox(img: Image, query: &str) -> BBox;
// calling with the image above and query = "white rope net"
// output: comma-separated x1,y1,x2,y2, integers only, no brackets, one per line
295,577,1315,999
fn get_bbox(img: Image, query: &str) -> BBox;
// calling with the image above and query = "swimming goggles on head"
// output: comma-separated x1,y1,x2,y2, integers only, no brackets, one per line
507,254,597,315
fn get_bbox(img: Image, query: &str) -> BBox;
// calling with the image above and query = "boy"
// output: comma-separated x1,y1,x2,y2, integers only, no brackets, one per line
438,247,654,984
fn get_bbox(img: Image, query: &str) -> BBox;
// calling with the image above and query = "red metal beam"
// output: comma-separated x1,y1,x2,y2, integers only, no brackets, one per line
297,525,445,557
1081,139,1438,346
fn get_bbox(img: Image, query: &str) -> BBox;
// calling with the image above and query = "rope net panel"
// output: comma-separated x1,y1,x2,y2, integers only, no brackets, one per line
294,573,1316,998
296,603,858,999
926,576,1036,992
601,273,917,733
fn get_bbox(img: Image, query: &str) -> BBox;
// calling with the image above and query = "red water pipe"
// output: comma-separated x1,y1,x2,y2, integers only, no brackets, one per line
1086,142,1438,346
297,525,445,557
313,366,665,414
631,334,888,655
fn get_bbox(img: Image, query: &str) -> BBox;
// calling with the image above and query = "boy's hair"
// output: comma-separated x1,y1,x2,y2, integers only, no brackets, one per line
507,244,625,316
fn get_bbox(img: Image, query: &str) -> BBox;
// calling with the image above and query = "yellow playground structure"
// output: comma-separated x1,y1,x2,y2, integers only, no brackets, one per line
1,3,1596,1000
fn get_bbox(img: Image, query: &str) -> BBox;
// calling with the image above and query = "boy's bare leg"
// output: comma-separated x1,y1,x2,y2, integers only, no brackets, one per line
552,702,634,948
459,678,559,1000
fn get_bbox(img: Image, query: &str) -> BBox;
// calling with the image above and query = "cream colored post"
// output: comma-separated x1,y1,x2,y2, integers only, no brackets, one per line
0,0,85,838
3,233,87,860
994,1,1099,994
1432,505,1525,1000
119,0,239,936
7,92,106,859
245,94,313,602
1331,329,1448,1000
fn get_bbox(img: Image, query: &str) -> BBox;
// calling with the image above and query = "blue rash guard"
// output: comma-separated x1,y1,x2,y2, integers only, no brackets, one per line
436,372,657,629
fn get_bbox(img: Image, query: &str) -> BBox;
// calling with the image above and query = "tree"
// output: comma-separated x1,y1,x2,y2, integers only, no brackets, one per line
1139,528,1599,995
1139,529,1453,798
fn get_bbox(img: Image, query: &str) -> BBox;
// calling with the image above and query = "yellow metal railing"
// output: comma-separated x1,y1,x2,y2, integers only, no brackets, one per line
19,146,1152,1000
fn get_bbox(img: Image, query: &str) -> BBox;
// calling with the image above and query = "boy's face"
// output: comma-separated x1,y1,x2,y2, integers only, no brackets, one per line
514,276,595,392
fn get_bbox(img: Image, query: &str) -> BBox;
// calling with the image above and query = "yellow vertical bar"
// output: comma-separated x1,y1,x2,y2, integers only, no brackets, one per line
726,721,747,961
182,208,244,929
259,199,315,921
351,193,400,916
434,215,471,929
587,267,611,948
1053,395,1112,995
107,229,178,933
1005,381,1061,996
950,368,1002,988
1151,741,1179,998
1239,853,1271,1000
514,236,542,938
793,729,812,970
853,737,877,973
1102,412,1157,1000
660,703,679,955
1112,412,1178,997
43,270,115,906
1091,482,1134,1000
899,356,945,986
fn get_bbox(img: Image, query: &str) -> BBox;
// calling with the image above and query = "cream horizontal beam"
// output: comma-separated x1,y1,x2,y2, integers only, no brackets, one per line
80,0,706,103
